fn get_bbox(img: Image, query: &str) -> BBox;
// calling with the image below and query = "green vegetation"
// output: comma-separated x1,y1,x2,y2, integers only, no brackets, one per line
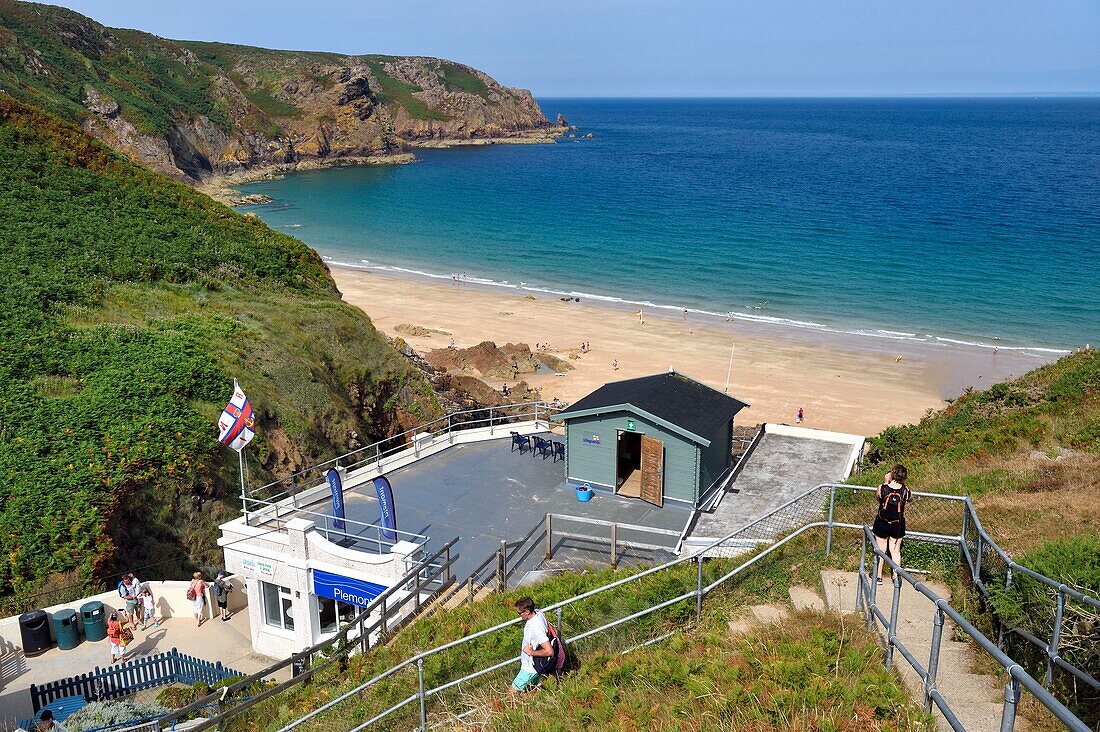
853,351,1100,725
0,1,231,134
226,544,925,732
365,58,447,121
440,62,489,98
0,96,437,604
243,87,303,120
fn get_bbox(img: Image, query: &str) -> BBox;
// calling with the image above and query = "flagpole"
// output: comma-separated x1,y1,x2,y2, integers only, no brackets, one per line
238,447,248,525
724,342,735,393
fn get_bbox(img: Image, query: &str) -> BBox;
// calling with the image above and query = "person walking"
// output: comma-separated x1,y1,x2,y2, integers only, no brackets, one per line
510,596,554,695
872,466,912,586
796,407,804,424
188,571,207,627
213,570,233,621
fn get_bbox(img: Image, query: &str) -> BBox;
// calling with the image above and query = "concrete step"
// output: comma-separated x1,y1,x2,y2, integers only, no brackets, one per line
788,585,825,612
820,570,860,614
749,603,790,625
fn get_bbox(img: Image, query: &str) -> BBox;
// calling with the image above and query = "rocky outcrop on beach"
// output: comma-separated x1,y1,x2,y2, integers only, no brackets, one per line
423,341,574,380
0,1,554,182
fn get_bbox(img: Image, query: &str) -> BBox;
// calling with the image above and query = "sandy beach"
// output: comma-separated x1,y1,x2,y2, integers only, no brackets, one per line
330,266,1049,437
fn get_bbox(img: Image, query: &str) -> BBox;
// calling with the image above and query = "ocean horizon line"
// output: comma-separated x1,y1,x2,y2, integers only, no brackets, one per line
534,93,1100,101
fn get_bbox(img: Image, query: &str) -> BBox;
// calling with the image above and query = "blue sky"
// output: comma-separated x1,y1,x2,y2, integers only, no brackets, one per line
55,0,1100,97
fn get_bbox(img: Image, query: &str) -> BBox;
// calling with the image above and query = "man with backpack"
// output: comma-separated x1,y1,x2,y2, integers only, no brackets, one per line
872,465,912,586
511,596,560,696
117,573,141,627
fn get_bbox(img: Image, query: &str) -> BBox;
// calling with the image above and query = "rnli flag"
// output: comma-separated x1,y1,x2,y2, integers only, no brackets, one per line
217,379,256,452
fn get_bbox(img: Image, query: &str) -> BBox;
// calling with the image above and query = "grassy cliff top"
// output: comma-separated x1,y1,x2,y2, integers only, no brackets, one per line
0,94,435,602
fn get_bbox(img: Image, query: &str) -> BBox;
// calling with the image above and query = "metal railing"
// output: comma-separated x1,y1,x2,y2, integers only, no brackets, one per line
248,402,555,506
257,482,1093,732
242,497,430,554
960,496,1100,697
858,527,1091,732
543,512,683,569
151,538,460,732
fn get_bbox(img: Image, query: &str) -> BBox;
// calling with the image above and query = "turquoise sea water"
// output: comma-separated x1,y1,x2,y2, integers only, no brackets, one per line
241,98,1100,353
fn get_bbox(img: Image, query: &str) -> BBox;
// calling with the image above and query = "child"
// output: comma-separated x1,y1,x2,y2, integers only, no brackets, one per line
141,587,159,630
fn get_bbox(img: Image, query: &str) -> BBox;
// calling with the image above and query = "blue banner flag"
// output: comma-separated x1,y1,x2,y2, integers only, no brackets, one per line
373,475,397,542
326,467,346,532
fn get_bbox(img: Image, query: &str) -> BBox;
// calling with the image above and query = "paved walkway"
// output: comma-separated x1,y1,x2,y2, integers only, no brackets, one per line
688,432,853,542
821,570,1009,732
0,613,285,723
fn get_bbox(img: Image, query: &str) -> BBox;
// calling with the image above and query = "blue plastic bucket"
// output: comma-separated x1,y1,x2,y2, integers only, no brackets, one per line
576,484,593,502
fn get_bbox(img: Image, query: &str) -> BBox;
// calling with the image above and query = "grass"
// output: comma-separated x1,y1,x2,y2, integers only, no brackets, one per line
243,87,303,119
219,530,930,731
440,62,490,98
0,95,441,603
365,58,447,121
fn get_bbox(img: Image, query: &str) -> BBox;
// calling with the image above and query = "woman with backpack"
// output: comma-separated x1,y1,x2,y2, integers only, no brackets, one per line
105,611,133,664
188,571,207,627
873,465,912,586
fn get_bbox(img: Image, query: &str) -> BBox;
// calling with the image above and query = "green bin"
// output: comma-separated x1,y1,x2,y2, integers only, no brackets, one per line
81,600,107,642
53,609,80,650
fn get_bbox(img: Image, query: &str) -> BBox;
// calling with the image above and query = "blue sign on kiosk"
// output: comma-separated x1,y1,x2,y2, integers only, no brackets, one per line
312,569,387,608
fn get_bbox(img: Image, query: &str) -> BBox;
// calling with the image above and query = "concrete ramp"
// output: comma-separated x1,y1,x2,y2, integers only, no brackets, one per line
683,425,862,552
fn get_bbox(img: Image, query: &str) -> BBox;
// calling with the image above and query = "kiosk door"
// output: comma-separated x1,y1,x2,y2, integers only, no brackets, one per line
639,435,664,507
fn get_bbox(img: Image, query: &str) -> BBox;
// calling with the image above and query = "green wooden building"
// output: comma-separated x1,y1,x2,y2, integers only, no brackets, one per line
553,372,748,508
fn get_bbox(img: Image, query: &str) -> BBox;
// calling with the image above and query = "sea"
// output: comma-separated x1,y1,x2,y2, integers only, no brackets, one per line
240,98,1100,355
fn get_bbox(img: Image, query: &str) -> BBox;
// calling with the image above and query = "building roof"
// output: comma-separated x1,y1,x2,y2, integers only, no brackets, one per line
553,372,749,447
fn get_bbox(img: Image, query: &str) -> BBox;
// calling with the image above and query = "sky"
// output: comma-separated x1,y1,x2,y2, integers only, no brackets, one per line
53,0,1100,97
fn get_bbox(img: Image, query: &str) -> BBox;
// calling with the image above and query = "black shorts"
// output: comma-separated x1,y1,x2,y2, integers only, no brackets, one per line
872,517,905,540
217,598,228,609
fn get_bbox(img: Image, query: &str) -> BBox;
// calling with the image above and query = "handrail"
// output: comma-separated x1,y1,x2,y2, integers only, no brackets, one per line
156,537,459,730
860,526,1090,732
250,401,553,499
963,496,1099,609
269,482,1093,732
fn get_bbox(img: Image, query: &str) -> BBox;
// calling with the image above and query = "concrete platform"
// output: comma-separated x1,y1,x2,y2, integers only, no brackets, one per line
689,431,856,542
317,436,691,582
0,612,285,723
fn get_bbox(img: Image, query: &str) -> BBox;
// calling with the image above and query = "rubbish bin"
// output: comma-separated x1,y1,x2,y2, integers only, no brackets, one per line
53,609,80,650
81,601,107,641
18,609,51,657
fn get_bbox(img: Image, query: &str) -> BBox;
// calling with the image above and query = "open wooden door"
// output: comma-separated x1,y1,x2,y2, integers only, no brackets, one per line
639,435,664,507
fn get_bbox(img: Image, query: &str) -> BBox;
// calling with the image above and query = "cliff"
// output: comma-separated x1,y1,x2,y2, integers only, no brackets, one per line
0,0,553,181
0,93,491,603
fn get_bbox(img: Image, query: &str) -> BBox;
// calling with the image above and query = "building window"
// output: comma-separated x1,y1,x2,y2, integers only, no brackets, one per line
262,582,294,631
317,596,356,635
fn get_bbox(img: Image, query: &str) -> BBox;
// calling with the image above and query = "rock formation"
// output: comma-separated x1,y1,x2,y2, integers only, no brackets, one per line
0,1,554,181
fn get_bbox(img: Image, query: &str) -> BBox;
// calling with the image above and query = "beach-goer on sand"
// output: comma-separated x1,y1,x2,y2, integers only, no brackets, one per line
682,307,688,321
797,407,804,424
612,359,619,371
635,309,644,324
872,466,912,586
188,571,207,626
449,337,456,350
502,383,510,397
510,596,554,696
726,311,734,322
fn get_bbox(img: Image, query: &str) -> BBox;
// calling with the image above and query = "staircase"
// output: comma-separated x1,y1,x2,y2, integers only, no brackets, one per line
821,571,1013,732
